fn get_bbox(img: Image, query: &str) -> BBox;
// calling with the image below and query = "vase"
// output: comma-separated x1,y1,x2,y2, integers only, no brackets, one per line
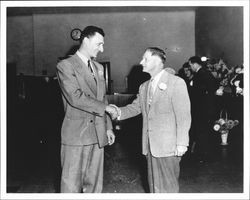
220,130,229,145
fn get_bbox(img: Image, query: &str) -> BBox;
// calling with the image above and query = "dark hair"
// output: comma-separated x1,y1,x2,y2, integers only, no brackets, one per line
80,26,105,42
188,56,203,66
182,62,190,69
146,47,167,64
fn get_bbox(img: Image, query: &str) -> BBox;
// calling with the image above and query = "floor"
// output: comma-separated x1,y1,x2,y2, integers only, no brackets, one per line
6,119,244,194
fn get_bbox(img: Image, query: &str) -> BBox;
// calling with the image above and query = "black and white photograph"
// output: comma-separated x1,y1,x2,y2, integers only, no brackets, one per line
1,0,249,199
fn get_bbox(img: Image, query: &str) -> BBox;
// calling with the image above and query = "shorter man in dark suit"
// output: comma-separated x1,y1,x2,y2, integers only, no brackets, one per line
188,56,217,163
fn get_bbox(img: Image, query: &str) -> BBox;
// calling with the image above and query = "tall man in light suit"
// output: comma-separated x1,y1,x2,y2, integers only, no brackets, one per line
106,47,191,192
56,26,115,193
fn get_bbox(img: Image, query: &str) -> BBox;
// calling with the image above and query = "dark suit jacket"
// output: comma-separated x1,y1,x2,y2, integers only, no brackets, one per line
192,67,217,121
56,54,112,148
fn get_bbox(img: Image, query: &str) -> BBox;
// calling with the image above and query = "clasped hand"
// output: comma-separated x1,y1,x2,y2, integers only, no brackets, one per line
105,104,120,120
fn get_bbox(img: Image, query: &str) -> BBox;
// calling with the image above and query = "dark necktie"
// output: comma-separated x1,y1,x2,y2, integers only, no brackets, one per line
88,60,97,84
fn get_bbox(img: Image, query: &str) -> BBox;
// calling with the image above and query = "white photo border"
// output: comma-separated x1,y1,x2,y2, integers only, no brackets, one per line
1,1,249,200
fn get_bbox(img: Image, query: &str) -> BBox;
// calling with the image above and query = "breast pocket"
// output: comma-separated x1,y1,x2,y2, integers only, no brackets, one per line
154,94,172,114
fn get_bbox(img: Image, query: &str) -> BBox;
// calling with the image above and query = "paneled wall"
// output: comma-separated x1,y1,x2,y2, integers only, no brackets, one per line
7,7,195,92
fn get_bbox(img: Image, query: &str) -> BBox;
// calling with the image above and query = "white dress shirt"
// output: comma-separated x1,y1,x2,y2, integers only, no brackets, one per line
76,51,95,76
150,69,165,95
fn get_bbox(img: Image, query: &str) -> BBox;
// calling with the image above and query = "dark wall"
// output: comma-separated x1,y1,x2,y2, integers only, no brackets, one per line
195,7,243,67
7,75,64,185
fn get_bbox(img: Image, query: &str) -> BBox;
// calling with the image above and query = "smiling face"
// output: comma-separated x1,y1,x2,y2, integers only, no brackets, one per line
184,67,192,78
140,50,163,77
83,32,104,58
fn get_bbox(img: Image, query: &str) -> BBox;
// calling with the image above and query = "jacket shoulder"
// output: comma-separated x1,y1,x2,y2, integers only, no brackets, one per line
138,80,150,92
57,55,77,69
142,80,150,86
168,72,185,84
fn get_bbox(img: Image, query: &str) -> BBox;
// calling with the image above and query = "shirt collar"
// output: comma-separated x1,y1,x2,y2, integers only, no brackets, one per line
151,69,165,83
76,51,89,66
150,69,165,92
196,66,202,72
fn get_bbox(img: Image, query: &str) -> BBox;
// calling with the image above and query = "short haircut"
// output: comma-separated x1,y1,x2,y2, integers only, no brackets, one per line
80,26,105,42
188,56,203,66
146,47,167,64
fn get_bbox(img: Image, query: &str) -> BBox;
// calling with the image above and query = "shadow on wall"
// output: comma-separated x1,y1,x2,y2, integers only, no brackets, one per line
127,64,150,94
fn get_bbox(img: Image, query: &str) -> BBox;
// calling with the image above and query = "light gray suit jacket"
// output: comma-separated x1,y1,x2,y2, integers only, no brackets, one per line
56,54,112,148
120,70,191,157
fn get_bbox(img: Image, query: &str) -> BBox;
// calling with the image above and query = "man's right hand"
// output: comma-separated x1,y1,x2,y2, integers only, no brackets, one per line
105,104,119,120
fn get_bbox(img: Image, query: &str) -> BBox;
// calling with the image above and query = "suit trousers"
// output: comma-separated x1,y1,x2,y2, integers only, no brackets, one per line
193,116,212,159
60,143,104,193
147,150,181,193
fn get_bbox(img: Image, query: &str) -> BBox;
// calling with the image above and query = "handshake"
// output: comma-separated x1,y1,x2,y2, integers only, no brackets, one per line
105,104,120,120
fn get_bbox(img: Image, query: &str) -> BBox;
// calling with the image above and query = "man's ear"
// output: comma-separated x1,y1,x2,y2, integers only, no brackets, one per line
154,56,162,67
83,36,89,44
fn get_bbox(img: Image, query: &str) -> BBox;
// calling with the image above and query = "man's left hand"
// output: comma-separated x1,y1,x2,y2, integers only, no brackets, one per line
174,145,187,157
107,129,115,145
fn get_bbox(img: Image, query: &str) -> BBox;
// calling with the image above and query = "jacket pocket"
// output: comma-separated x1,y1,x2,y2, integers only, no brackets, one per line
154,98,172,114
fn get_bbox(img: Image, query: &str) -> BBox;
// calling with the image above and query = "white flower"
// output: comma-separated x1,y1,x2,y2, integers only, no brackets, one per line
158,83,167,90
234,80,240,87
213,124,221,131
218,118,226,125
215,86,224,96
98,70,104,76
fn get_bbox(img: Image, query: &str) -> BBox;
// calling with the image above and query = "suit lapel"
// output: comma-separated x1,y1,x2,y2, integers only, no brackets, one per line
150,71,169,107
72,54,97,96
144,80,151,114
92,62,104,100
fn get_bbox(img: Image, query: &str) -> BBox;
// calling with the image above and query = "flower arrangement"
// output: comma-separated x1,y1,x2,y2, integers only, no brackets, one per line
213,110,239,145
207,58,244,97
213,118,239,133
211,59,233,96
230,65,243,96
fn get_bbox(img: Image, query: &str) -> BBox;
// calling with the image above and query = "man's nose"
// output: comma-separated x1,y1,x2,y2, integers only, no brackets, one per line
99,46,104,52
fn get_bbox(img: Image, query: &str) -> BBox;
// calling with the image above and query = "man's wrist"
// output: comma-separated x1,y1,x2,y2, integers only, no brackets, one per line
109,104,121,120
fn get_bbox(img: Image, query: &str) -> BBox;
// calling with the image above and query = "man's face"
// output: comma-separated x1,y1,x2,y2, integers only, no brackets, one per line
140,50,161,74
85,32,104,58
189,61,196,72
